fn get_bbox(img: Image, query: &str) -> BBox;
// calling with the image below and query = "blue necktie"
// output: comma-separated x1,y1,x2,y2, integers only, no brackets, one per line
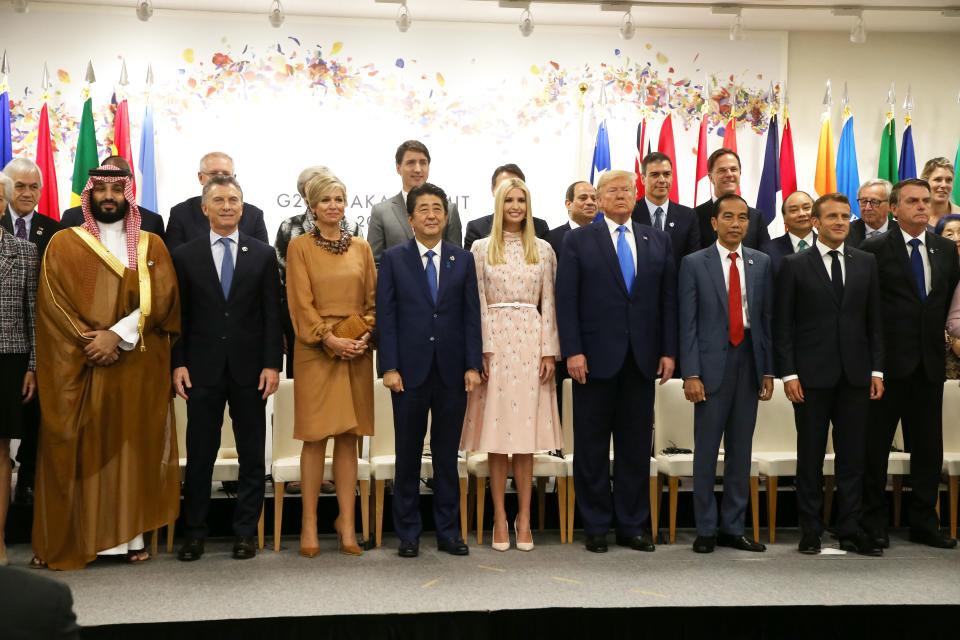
424,249,438,304
616,225,635,294
219,237,235,298
908,238,927,302
653,207,664,231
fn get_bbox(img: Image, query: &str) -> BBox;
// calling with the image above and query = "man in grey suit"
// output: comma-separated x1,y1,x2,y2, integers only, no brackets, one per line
367,140,462,264
679,193,774,554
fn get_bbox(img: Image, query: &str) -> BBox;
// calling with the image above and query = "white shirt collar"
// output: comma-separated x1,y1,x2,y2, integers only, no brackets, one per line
715,240,744,260
210,229,240,246
817,242,845,258
97,218,126,234
10,209,35,224
866,219,888,234
645,198,669,216
603,215,632,235
901,228,925,245
568,219,580,230
416,238,441,257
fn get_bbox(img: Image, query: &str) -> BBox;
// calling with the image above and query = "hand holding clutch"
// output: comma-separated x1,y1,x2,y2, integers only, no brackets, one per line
323,315,370,359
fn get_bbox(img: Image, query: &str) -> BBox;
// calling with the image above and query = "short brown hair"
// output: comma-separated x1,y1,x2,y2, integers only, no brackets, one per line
490,163,525,190
641,151,672,174
395,140,431,166
712,192,748,218
707,147,740,173
890,178,931,206
811,192,850,218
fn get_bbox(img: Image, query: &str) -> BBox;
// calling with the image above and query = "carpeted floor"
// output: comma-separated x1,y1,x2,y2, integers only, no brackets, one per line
4,529,960,628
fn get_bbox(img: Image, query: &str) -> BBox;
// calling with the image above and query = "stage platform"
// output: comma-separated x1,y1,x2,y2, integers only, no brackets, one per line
5,529,960,640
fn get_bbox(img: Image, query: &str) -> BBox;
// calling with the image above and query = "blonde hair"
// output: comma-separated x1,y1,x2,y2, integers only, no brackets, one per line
595,169,637,195
304,174,347,211
487,178,539,266
921,157,954,181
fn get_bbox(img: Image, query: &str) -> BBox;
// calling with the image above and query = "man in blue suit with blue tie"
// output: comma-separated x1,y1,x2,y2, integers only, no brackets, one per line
679,193,774,554
557,169,677,553
377,183,483,558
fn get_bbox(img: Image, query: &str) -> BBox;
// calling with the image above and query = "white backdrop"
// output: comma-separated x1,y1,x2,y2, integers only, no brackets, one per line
3,6,787,239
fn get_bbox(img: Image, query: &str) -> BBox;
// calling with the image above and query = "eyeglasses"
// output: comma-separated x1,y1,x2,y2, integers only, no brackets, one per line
857,198,884,208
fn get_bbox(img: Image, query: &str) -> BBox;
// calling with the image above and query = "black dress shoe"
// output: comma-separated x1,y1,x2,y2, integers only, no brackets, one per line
437,537,469,556
798,532,822,555
839,530,883,556
716,533,766,552
693,535,716,553
584,534,608,553
398,540,419,558
615,532,655,552
908,528,958,549
232,536,257,560
177,538,205,562
13,480,33,506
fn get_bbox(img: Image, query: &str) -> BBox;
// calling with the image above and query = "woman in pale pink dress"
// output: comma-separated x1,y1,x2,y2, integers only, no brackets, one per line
461,178,562,551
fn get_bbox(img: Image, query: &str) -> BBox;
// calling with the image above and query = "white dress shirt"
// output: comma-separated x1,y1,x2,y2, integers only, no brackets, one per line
603,215,636,270
416,238,442,289
716,241,750,328
567,219,580,230
901,228,932,295
864,220,889,239
98,219,142,351
210,229,240,280
788,232,815,253
645,198,669,230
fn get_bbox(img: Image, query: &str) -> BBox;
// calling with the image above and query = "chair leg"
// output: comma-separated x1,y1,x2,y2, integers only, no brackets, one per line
374,479,385,548
891,475,903,527
150,529,159,556
648,477,658,540
166,522,175,554
935,494,941,520
557,477,567,543
668,476,679,544
359,479,370,543
459,477,469,541
750,475,760,543
273,481,285,552
566,480,576,544
466,477,476,533
823,476,835,525
654,474,663,541
949,476,958,540
766,476,778,544
476,477,486,545
257,505,265,550
537,477,547,532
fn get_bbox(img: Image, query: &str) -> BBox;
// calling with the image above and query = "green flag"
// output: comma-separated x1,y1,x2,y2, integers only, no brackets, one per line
877,116,898,183
953,140,960,206
70,97,99,207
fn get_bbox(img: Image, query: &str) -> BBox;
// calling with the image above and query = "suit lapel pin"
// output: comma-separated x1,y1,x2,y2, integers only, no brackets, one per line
241,246,248,253
147,260,155,267
641,235,649,241
669,221,675,228
748,259,754,265
36,228,43,236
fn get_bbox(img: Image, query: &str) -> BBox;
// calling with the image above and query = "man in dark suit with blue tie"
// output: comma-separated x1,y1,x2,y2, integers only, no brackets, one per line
679,193,774,554
761,190,817,276
171,175,282,562
376,182,483,558
557,169,677,553
632,152,700,271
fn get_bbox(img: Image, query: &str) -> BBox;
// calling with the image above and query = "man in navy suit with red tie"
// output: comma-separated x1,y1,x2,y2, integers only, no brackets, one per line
377,183,483,558
557,169,677,553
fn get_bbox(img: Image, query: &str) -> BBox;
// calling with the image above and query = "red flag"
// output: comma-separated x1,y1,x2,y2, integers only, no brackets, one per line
113,98,137,196
35,103,60,220
780,115,797,198
694,116,709,206
657,113,679,203
721,117,740,195
634,119,646,200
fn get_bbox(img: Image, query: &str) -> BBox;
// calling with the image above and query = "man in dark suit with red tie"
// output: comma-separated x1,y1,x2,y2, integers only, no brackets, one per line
632,152,700,270
774,193,884,556
557,170,677,553
859,179,960,549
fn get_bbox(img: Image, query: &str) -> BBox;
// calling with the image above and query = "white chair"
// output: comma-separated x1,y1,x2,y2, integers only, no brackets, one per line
161,397,264,554
561,379,657,544
888,423,910,527
654,378,761,544
368,381,469,547
750,380,797,543
942,383,960,539
271,380,370,552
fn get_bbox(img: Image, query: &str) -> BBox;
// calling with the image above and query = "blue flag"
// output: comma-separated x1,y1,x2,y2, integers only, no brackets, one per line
0,91,12,170
590,121,611,184
836,114,861,218
898,122,917,181
138,104,158,213
756,114,780,226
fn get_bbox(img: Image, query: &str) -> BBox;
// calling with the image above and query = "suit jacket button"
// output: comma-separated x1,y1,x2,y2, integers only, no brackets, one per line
221,336,227,340
429,337,435,342
433,313,438,319
224,312,230,317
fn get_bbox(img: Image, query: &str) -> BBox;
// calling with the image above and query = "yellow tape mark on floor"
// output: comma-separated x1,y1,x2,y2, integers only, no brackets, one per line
421,578,440,589
552,576,581,585
478,565,507,572
631,588,667,598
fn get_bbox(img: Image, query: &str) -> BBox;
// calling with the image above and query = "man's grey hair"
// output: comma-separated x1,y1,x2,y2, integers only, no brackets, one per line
201,175,244,205
857,179,893,199
0,172,14,204
198,151,234,174
3,157,43,188
297,165,333,199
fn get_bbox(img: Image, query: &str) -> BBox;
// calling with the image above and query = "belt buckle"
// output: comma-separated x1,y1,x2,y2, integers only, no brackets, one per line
513,302,520,309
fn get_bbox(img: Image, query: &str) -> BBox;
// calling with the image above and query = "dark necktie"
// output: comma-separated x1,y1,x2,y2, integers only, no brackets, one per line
424,249,438,304
15,217,27,240
219,237,234,298
728,252,744,346
797,238,809,252
828,250,844,301
907,238,927,302
653,207,664,231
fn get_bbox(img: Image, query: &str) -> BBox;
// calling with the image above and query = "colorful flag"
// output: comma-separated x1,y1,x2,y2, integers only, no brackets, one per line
693,115,709,206
814,111,836,196
70,97,99,207
656,113,679,203
634,119,646,199
35,103,60,220
953,140,960,205
898,115,916,180
878,114,898,183
756,114,780,226
836,108,861,218
721,117,740,195
113,96,136,196
138,104,158,212
590,120,611,184
780,113,797,199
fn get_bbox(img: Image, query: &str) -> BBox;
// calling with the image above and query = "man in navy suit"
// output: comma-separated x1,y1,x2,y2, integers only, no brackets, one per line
632,152,700,270
60,156,165,240
376,182,483,558
695,148,770,250
171,175,282,562
557,169,677,553
848,179,897,248
679,193,774,554
761,190,817,275
463,164,550,250
548,180,597,259
166,152,268,252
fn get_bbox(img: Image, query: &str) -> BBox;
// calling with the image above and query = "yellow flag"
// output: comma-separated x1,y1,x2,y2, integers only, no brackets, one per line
814,112,836,196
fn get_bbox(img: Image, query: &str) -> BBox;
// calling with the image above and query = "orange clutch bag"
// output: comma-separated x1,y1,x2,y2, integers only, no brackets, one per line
323,315,369,358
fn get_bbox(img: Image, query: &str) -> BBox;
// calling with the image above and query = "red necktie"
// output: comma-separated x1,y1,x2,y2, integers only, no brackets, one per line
728,251,744,346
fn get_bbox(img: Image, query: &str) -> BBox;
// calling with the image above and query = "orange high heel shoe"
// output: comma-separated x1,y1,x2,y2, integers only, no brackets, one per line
334,517,363,556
